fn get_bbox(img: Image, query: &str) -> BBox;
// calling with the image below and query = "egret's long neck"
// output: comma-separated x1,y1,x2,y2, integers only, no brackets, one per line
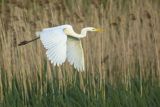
65,27,89,39
72,28,88,38
80,28,88,37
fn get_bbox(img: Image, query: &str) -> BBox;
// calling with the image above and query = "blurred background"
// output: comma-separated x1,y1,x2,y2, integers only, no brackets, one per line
0,0,160,106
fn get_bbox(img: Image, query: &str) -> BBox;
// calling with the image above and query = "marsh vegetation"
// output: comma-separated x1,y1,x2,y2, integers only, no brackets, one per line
0,0,160,106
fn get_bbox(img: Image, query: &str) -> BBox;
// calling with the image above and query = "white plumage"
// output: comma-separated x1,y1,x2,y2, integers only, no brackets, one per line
36,24,102,71
67,36,84,71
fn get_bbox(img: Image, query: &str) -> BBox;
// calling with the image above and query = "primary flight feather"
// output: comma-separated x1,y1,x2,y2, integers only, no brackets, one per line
33,25,101,71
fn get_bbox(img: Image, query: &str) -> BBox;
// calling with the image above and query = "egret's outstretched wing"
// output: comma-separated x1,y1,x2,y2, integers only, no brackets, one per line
67,36,85,71
39,27,67,66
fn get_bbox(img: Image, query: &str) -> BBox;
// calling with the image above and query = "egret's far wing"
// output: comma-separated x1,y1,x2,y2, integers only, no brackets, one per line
67,36,85,71
39,27,67,66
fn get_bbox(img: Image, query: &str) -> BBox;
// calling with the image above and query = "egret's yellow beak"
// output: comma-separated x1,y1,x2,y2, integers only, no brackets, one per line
95,28,104,32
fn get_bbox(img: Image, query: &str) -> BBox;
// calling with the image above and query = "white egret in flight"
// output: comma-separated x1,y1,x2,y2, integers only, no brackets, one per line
18,25,102,71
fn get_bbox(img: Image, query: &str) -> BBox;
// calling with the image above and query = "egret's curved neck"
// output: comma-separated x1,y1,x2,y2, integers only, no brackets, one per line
80,28,89,37
64,27,89,39
71,28,89,38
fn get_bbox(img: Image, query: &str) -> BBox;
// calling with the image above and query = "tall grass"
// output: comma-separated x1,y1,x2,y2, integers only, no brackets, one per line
0,0,160,106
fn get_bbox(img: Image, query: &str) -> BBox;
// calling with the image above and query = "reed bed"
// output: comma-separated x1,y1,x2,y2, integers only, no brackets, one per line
0,0,160,106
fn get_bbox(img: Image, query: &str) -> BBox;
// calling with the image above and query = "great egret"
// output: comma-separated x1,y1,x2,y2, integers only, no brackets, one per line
19,24,102,71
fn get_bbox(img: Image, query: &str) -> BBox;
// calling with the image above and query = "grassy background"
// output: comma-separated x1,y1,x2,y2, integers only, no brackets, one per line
0,0,160,106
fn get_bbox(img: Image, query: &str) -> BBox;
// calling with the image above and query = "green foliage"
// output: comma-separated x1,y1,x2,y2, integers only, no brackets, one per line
0,68,160,107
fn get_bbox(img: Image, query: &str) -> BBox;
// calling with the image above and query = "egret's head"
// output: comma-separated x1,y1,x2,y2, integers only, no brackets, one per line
84,27,103,32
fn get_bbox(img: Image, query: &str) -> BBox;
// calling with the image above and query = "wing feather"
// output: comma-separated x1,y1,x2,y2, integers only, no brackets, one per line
67,36,85,71
39,27,67,65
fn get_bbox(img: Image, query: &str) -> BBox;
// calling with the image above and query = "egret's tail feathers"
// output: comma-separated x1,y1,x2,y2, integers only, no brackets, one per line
36,31,41,37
